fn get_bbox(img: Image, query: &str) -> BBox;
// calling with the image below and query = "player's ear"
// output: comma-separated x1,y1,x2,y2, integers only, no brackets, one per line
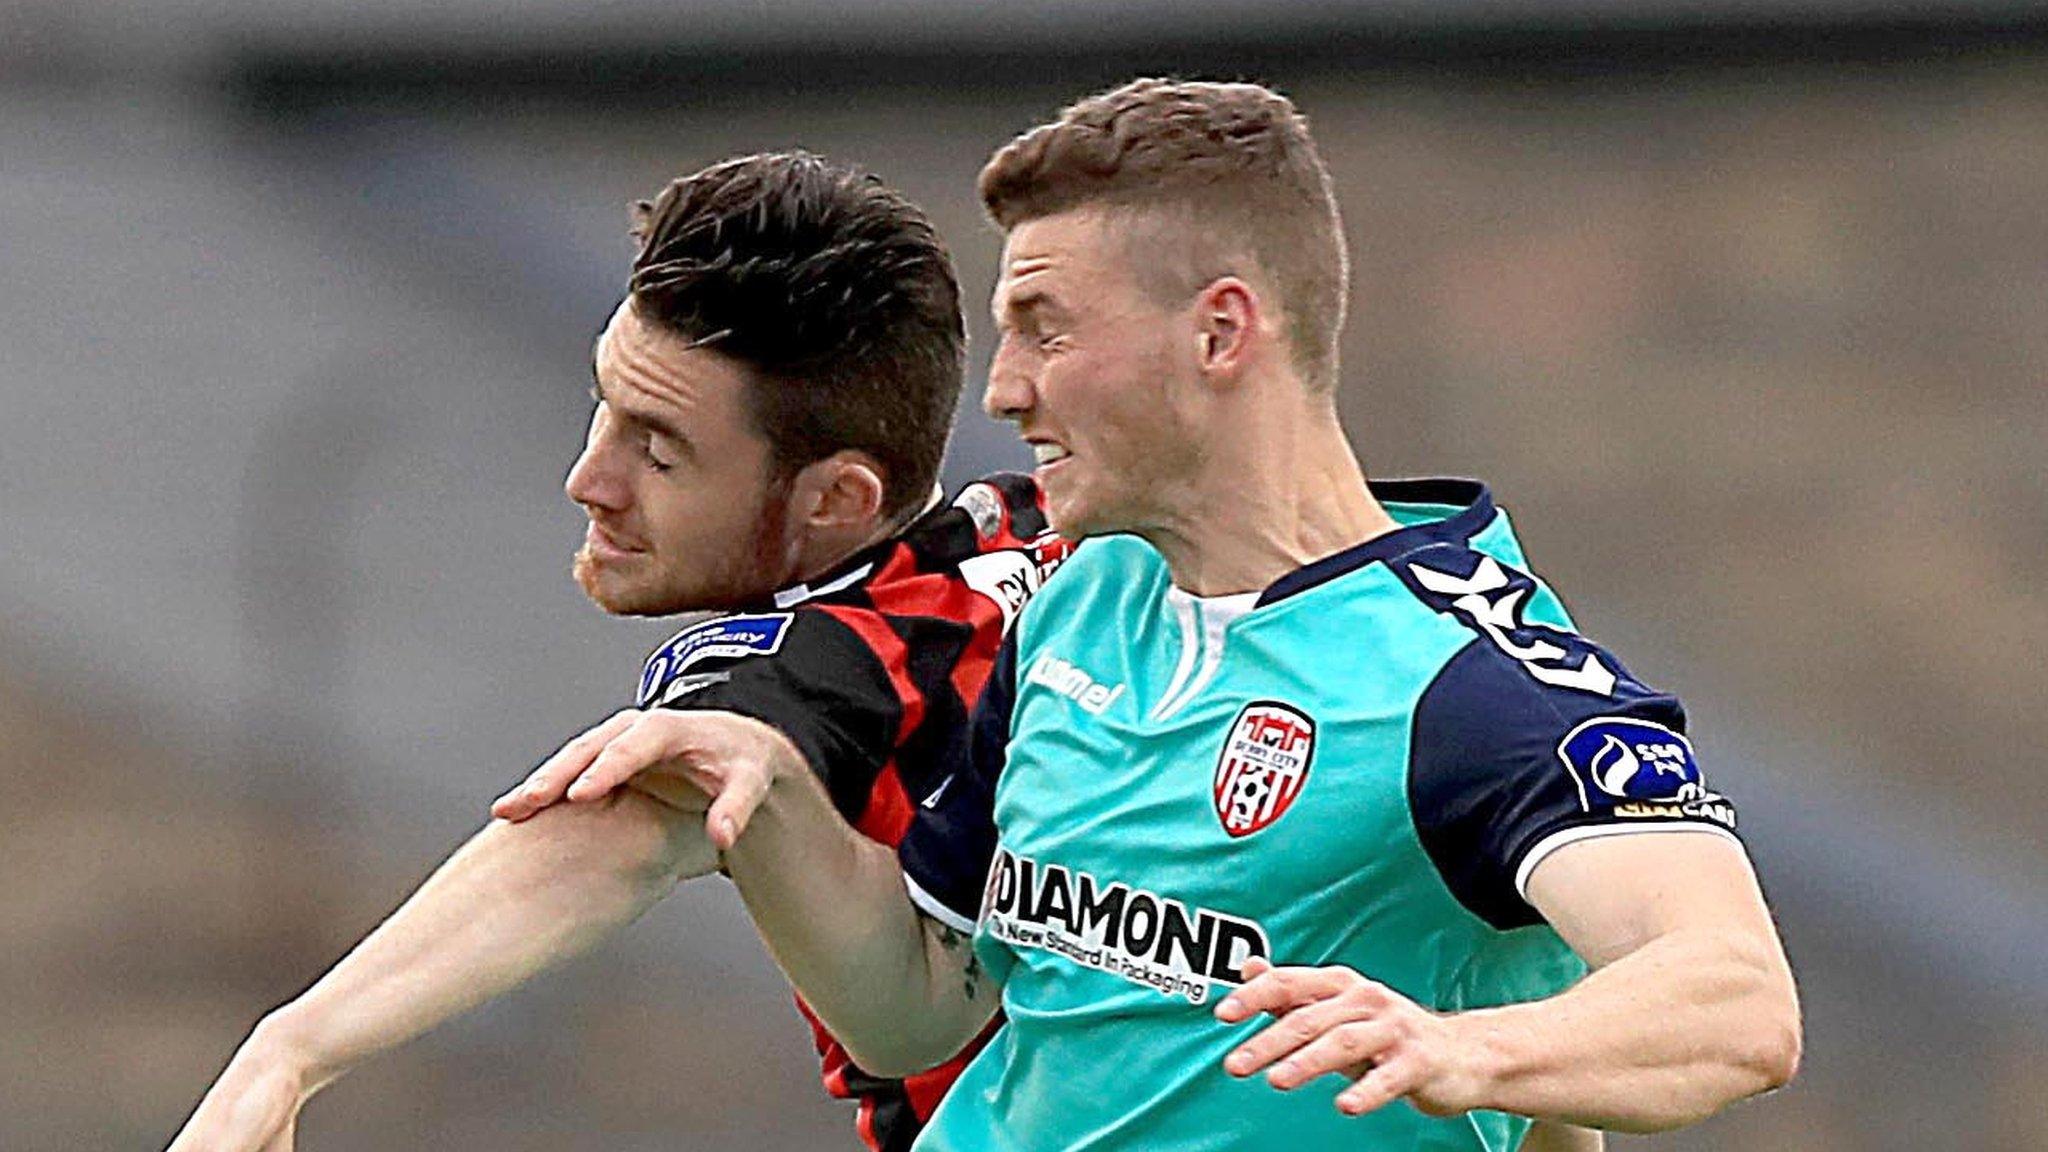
1192,276,1261,385
792,450,889,533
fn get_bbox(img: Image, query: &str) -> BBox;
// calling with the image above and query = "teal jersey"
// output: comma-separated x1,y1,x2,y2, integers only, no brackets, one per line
900,480,1739,1152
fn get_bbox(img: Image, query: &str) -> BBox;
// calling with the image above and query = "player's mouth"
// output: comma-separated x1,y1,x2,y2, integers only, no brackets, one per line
583,520,647,561
1028,440,1072,475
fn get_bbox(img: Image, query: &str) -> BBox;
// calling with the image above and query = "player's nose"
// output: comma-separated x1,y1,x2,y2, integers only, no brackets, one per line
564,441,628,512
983,349,1034,422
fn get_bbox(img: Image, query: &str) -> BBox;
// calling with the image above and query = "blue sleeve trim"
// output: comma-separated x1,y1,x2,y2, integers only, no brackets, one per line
898,634,1019,927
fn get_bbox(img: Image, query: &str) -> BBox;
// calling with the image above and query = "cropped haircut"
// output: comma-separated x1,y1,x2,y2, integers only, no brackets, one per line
629,152,964,517
979,78,1349,390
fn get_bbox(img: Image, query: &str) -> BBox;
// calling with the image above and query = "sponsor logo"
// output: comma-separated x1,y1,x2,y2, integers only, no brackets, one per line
980,848,1270,1004
636,612,793,707
1213,701,1316,838
655,671,731,705
1556,716,1735,828
1408,556,1616,695
1025,652,1126,715
960,550,1044,635
959,534,1069,636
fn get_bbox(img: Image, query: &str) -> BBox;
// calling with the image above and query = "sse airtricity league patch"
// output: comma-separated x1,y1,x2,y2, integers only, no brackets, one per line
1555,716,1734,828
636,613,793,707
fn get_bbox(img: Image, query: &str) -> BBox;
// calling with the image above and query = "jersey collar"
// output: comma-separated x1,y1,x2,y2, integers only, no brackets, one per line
762,484,948,610
1254,478,1497,608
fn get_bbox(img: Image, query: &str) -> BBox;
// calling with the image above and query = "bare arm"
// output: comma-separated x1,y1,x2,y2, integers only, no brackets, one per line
167,774,716,1152
1522,1120,1604,1152
1458,833,1801,1129
719,738,999,1075
1219,833,1799,1133
498,707,1000,1077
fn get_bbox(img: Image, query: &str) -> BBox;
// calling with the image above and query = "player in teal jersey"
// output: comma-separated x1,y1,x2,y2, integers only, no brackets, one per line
518,80,1801,1149
897,487,1701,1151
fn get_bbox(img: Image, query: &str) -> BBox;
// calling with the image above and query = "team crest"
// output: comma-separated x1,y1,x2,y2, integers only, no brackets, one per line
1213,701,1317,838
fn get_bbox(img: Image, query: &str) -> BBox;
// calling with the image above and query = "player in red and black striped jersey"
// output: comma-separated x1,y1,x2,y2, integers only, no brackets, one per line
167,153,1063,1152
628,471,1067,1151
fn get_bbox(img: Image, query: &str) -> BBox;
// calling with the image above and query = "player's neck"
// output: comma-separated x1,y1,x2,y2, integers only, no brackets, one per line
1140,409,1398,598
785,484,936,589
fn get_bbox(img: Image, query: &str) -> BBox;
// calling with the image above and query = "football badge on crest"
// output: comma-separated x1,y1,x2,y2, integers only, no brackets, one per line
1213,701,1317,837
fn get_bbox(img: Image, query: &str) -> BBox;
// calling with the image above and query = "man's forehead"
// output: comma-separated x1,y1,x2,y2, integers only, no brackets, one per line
592,296,641,359
995,213,1105,310
993,254,1058,310
1001,211,1102,267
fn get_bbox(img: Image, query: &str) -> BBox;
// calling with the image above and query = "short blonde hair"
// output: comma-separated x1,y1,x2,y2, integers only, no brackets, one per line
979,78,1349,390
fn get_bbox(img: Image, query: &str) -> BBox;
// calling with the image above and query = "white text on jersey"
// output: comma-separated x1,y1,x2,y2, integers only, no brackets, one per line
1025,652,1126,714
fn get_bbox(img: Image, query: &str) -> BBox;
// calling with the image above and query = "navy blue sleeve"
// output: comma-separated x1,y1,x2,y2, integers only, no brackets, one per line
1408,638,1740,931
897,634,1017,932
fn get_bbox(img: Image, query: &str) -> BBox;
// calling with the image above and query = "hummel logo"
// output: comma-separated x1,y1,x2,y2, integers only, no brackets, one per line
1025,653,1126,715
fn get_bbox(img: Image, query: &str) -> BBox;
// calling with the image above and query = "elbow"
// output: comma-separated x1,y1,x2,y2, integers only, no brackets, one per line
1739,947,1803,1096
841,1041,918,1080
843,1031,964,1081
1698,965,1801,1120
1745,995,1803,1094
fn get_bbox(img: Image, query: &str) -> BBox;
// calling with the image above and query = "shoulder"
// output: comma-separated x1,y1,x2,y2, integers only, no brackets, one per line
1389,542,1615,695
1026,533,1158,598
635,607,873,709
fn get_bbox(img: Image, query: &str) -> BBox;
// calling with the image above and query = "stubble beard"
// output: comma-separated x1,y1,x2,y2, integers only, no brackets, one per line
572,475,797,618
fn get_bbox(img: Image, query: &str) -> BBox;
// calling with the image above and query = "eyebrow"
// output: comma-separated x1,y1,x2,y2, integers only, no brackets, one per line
588,364,693,448
994,288,1060,328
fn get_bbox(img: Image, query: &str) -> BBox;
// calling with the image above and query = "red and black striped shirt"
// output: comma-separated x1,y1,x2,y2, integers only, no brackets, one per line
632,472,1070,1152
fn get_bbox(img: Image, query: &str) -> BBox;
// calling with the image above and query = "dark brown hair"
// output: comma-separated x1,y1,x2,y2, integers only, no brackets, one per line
980,79,1348,389
630,152,963,516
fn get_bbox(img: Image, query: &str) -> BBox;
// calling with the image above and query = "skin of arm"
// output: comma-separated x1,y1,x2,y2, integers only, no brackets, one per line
1521,1120,1605,1152
1216,832,1800,1133
167,780,718,1152
499,707,1000,1077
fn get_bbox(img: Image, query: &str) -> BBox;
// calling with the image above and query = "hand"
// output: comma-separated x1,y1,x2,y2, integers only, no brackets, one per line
1215,957,1489,1118
491,709,802,851
165,1027,311,1152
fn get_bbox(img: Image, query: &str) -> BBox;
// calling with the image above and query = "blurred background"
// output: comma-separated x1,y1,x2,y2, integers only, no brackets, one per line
3,1,2045,1149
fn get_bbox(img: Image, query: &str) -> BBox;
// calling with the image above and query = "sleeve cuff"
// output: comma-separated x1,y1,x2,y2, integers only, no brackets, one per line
904,870,979,935
1513,822,1747,901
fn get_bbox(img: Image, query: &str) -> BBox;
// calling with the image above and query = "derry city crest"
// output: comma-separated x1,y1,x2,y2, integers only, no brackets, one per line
1213,701,1317,838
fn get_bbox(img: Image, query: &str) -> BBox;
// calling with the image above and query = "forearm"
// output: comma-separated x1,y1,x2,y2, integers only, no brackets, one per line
1522,1120,1603,1152
257,789,712,1089
1453,926,1800,1131
721,766,992,1076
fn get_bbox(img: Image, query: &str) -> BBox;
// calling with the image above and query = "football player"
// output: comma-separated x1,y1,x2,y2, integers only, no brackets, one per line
167,152,1068,1152
515,81,1801,1151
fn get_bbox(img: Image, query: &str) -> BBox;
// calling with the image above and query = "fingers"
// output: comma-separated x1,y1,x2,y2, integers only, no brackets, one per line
1217,964,1439,1119
703,759,774,850
566,717,677,802
1258,1018,1400,1088
494,709,793,845
1336,1058,1422,1116
1223,995,1396,1083
1214,961,1360,1023
492,710,637,820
